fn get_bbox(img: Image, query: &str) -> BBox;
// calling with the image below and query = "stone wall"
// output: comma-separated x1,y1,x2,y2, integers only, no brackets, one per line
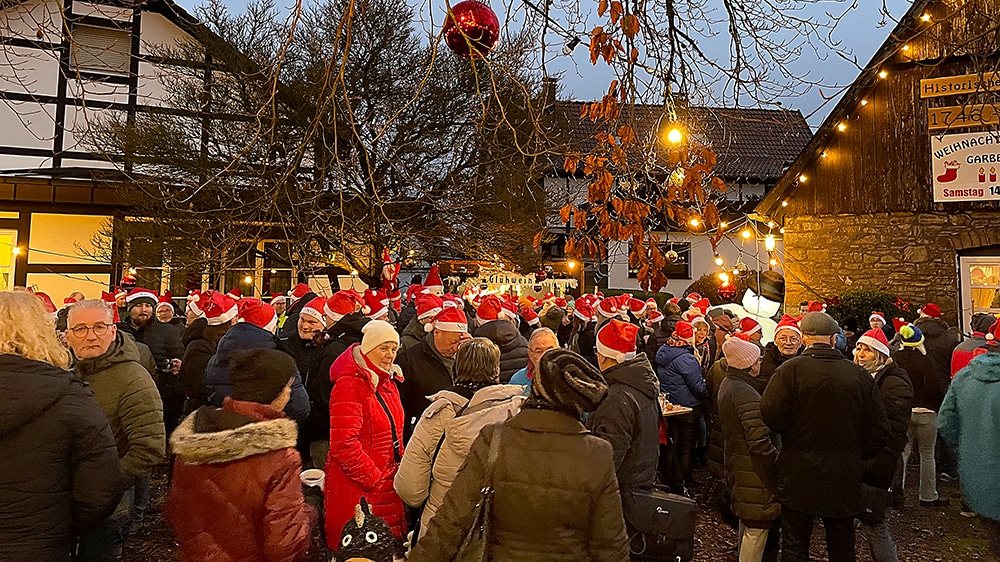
781,211,1000,325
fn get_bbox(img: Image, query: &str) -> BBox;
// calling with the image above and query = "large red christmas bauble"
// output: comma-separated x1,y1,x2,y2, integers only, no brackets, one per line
718,282,737,301
443,0,500,58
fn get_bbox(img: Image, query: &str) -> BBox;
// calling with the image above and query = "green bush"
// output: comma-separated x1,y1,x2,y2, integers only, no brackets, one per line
824,289,918,333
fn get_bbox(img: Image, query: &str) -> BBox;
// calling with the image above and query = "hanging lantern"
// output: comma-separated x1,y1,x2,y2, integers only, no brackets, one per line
718,281,737,301
733,259,750,278
665,249,679,263
443,0,500,58
535,270,547,282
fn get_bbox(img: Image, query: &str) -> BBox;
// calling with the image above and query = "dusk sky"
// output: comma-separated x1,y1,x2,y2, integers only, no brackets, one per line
172,0,915,127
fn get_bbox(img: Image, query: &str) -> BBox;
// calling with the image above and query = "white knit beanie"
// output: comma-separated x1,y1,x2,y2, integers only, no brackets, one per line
360,320,399,355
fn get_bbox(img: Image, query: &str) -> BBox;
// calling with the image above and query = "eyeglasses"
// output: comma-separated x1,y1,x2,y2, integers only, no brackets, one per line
68,323,110,337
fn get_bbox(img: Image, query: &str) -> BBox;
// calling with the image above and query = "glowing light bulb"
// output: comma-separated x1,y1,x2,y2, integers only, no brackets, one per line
128,267,137,275
799,174,807,183
821,151,828,158
350,269,359,276
878,70,888,79
567,260,577,270
718,272,730,283
768,221,776,228
720,221,728,228
781,200,789,207
861,99,868,106
779,227,786,234
732,268,740,276
902,44,910,51
714,256,724,266
667,128,683,144
11,246,21,256
243,275,253,284
689,217,700,227
837,122,847,132
921,12,931,22
765,234,776,251
769,258,778,267
741,229,752,240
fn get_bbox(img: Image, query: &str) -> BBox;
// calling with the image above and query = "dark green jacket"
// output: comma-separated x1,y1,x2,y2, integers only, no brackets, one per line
74,333,166,480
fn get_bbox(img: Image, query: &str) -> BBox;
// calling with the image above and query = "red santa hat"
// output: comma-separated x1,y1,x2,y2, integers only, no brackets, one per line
681,307,704,322
918,303,941,319
596,319,639,362
738,317,762,336
269,292,286,305
645,297,657,310
156,292,174,311
126,287,158,305
672,320,696,344
542,291,555,302
100,291,121,323
647,310,665,326
520,306,540,326
238,298,278,333
442,293,464,308
363,289,389,320
806,301,826,313
200,291,239,326
114,286,127,298
501,299,518,319
424,265,444,294
596,296,621,318
406,284,426,304
476,295,507,322
574,300,595,322
857,327,891,357
33,291,57,319
691,298,710,315
429,307,468,333
774,314,801,337
986,319,1000,345
628,298,647,316
324,291,358,323
869,311,886,325
63,295,79,306
300,296,328,326
892,317,908,333
226,287,242,300
686,292,702,303
415,292,444,321
554,297,568,308
288,283,311,301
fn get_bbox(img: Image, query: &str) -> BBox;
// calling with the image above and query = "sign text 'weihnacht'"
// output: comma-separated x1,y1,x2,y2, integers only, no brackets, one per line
930,130,1000,202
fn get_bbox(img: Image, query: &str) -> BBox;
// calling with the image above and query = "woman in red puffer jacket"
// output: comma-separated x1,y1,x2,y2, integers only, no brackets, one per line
324,320,407,550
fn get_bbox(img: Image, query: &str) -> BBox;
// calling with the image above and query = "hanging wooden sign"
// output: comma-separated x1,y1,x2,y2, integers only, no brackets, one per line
920,72,1000,99
928,104,1000,131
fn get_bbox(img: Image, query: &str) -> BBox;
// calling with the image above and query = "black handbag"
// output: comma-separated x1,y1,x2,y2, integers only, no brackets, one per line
625,487,697,561
455,425,503,562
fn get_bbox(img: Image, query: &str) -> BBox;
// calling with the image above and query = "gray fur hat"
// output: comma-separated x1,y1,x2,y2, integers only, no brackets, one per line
533,348,608,416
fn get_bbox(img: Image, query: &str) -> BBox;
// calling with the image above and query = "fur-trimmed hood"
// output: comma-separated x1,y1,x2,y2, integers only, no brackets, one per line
170,407,298,465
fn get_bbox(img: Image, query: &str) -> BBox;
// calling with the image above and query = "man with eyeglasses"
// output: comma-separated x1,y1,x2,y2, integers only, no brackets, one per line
66,299,165,561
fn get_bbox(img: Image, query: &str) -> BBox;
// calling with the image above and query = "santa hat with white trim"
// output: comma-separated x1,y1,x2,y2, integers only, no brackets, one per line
521,306,540,326
686,292,702,303
574,299,595,322
299,296,328,326
156,292,174,312
101,291,121,323
406,284,426,304
324,291,359,323
596,295,621,319
774,314,801,337
918,303,941,319
288,283,311,302
628,298,647,316
857,327,891,356
869,311,886,325
114,286,128,299
476,294,507,323
126,287,158,308
986,319,1000,346
415,292,444,321
738,316,762,337
238,298,278,333
424,265,444,294
647,309,664,326
672,320,696,345
269,292,286,306
363,289,389,320
199,291,239,326
427,306,468,333
225,287,242,300
33,291,58,320
596,319,638,363
806,301,826,313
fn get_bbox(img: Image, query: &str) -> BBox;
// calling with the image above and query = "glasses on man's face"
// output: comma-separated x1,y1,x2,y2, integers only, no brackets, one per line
68,323,110,338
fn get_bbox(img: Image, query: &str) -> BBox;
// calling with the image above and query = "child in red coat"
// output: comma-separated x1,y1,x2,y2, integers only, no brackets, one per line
167,349,316,562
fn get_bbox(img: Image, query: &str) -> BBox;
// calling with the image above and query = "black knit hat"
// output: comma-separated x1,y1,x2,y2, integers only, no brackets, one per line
533,348,608,416
230,349,297,404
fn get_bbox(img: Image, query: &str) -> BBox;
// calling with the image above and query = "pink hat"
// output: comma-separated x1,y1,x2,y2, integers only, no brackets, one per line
774,314,801,337
722,335,762,370
238,298,278,333
857,328,890,357
738,317,761,336
199,291,238,326
429,307,468,333
521,306,540,326
226,287,242,300
324,291,358,323
476,295,507,322
363,289,389,320
672,320,695,343
918,303,941,319
416,292,444,320
424,265,444,294
596,319,639,362
288,283,311,301
869,311,886,325
300,296,328,326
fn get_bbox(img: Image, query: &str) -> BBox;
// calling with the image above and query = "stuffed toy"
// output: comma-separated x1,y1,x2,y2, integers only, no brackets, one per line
333,498,402,562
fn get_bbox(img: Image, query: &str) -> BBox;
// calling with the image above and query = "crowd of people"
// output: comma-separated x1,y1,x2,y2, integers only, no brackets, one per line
1,264,999,562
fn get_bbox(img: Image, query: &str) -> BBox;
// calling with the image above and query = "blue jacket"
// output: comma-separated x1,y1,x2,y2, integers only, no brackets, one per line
938,351,1000,519
655,343,707,408
204,322,310,421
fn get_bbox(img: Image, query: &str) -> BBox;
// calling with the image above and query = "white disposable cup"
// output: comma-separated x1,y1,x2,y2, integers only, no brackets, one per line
300,469,325,490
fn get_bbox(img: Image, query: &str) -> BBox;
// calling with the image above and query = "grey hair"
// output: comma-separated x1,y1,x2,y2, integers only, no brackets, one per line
529,327,558,346
68,299,114,324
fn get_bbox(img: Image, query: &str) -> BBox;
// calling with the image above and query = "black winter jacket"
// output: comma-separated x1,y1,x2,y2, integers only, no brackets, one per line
0,355,125,562
179,337,215,413
397,334,454,439
277,291,318,340
892,347,948,411
475,320,529,383
863,361,913,489
760,344,890,518
760,342,799,392
118,318,184,401
719,368,780,528
704,357,728,478
587,357,660,511
307,313,370,443
914,317,959,388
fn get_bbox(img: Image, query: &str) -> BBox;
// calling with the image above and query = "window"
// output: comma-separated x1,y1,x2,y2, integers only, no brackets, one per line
71,25,131,75
627,242,691,280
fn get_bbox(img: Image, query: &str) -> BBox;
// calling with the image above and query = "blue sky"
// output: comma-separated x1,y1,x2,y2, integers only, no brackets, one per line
173,0,914,127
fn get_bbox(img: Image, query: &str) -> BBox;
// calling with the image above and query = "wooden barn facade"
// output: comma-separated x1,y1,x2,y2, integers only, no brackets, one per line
756,0,1000,330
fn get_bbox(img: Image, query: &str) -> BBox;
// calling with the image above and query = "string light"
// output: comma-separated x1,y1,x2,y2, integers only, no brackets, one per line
714,255,724,266
821,151,827,158
11,246,21,256
837,122,847,132
350,269,359,276
878,70,888,79
779,227,785,234
921,12,931,22
718,272,730,283
243,275,253,284
740,228,752,239
666,128,684,144
768,221,776,228
128,267,137,275
769,258,778,267
689,217,701,228
860,99,868,106
798,174,807,183
781,200,789,207
902,44,910,51
720,221,728,228
764,235,776,251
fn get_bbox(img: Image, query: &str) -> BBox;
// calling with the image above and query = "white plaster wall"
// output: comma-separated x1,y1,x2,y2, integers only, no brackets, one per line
0,45,60,96
71,1,132,21
0,153,50,169
138,11,199,56
0,100,56,148
66,78,130,104
0,0,63,45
